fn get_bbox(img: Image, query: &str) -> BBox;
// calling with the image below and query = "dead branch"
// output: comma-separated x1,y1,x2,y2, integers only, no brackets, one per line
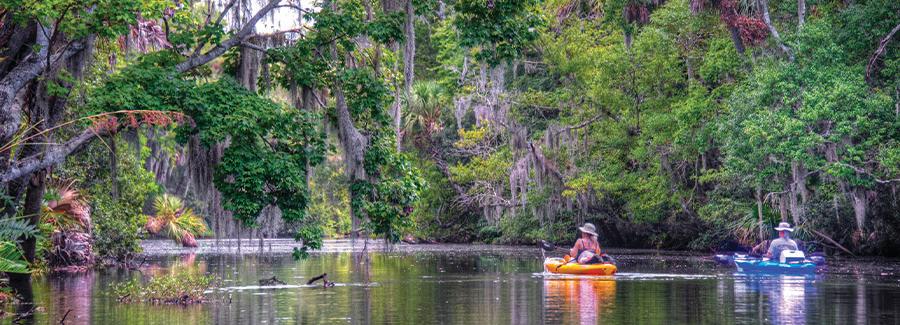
866,23,900,85
808,228,855,256
176,0,282,73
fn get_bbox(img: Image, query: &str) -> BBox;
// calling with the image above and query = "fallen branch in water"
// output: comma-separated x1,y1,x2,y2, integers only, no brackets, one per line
59,309,72,324
306,273,335,288
258,276,286,286
808,228,855,257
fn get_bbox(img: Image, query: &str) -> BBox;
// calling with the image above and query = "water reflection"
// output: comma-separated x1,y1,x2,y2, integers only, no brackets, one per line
543,278,616,324
734,275,816,325
17,244,900,324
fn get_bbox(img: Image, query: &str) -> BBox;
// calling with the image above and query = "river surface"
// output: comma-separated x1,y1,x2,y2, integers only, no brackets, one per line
19,239,900,324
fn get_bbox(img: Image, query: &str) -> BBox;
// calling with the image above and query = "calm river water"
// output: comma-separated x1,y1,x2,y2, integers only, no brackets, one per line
20,239,900,324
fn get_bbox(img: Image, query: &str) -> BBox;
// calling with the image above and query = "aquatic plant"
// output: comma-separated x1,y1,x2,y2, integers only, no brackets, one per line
112,273,215,305
145,195,209,247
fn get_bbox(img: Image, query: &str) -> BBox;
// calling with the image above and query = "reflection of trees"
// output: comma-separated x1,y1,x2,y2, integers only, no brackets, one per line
350,250,372,325
543,279,617,324
44,272,94,325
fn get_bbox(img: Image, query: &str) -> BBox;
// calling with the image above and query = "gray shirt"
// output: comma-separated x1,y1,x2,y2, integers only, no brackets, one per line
767,237,799,259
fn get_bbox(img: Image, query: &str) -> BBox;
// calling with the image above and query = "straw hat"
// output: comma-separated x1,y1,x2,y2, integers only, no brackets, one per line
774,222,794,232
578,223,598,236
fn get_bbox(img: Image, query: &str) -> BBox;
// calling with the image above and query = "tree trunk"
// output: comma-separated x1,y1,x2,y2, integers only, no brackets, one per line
758,0,794,61
797,0,806,30
399,0,416,149
851,188,867,233
756,184,765,241
728,26,746,54
331,0,370,239
789,160,806,224
110,136,119,199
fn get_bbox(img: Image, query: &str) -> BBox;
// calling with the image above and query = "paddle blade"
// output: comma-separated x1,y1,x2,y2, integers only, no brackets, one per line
539,240,556,251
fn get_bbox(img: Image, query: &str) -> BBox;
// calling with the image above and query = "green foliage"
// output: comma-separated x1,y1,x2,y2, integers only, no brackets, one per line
0,217,38,242
453,0,544,64
0,0,145,38
0,241,29,274
182,79,326,228
267,40,329,89
145,194,209,245
87,53,327,254
58,138,161,259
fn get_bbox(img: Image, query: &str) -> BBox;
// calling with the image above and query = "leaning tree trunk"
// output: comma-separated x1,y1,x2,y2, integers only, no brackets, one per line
331,1,371,239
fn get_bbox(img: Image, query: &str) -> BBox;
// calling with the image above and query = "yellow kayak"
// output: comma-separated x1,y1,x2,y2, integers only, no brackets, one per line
544,257,617,275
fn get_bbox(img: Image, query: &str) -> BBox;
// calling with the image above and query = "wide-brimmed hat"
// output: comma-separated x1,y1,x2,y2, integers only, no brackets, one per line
578,223,598,236
774,222,794,232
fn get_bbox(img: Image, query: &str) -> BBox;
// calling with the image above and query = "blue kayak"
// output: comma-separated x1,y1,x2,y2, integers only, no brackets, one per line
734,259,817,275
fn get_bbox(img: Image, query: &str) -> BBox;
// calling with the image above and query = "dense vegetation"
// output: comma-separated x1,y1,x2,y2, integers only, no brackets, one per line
0,0,897,301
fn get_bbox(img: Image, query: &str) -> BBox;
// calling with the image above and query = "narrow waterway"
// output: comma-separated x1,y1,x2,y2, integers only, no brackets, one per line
23,239,900,324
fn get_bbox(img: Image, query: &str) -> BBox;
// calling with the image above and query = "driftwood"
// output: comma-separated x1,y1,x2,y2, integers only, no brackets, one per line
306,273,335,288
258,276,286,286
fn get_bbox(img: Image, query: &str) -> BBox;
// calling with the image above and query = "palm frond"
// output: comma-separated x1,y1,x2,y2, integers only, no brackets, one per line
0,241,29,273
148,195,207,247
0,217,38,242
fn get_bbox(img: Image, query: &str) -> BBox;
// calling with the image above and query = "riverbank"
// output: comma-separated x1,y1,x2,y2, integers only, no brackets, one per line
139,239,900,278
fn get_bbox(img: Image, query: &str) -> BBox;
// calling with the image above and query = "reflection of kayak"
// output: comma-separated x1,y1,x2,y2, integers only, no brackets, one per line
543,278,616,323
734,258,817,275
544,258,617,275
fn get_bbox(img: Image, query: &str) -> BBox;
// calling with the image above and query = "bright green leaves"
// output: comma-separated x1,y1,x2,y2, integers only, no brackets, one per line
180,79,326,228
341,68,391,128
267,41,329,90
453,0,545,64
292,224,324,259
85,53,327,256
353,151,426,243
0,0,144,38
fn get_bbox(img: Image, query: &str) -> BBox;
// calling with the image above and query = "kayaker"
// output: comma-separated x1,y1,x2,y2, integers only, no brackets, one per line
570,223,602,264
765,222,799,260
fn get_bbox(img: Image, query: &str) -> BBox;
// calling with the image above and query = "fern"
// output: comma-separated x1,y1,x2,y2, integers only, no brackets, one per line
0,241,29,273
0,217,38,242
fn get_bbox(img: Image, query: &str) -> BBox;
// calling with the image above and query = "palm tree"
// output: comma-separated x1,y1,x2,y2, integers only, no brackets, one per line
403,81,447,145
41,179,95,267
41,179,91,232
145,194,208,247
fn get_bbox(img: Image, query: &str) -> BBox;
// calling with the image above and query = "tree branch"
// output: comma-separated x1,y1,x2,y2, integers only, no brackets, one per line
833,162,900,184
758,0,794,61
1,125,117,183
176,0,282,73
865,23,900,85
0,38,85,142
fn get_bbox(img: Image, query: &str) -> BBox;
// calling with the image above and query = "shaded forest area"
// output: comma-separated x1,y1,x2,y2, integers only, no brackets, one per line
0,0,897,295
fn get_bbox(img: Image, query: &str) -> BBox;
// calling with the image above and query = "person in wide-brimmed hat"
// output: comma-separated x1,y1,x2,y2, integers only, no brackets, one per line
766,222,799,260
569,223,603,264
